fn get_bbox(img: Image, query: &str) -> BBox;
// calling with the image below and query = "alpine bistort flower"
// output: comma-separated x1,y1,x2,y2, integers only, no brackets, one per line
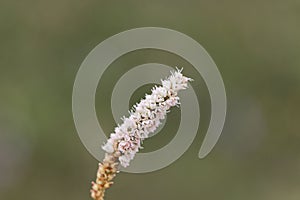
91,68,192,200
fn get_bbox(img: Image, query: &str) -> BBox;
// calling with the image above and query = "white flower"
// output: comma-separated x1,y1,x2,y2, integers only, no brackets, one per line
102,138,115,153
119,154,131,167
102,68,192,167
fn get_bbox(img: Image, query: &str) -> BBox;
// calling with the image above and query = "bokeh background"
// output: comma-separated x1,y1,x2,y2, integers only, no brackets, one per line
1,0,300,199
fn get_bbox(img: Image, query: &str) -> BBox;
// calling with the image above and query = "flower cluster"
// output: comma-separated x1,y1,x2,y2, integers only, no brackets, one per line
102,68,192,167
91,68,192,200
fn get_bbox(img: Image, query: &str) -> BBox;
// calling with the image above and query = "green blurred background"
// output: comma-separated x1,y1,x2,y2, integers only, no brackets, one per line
1,0,300,199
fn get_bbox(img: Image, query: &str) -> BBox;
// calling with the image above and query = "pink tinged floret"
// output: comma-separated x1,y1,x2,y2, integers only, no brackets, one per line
118,141,131,153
